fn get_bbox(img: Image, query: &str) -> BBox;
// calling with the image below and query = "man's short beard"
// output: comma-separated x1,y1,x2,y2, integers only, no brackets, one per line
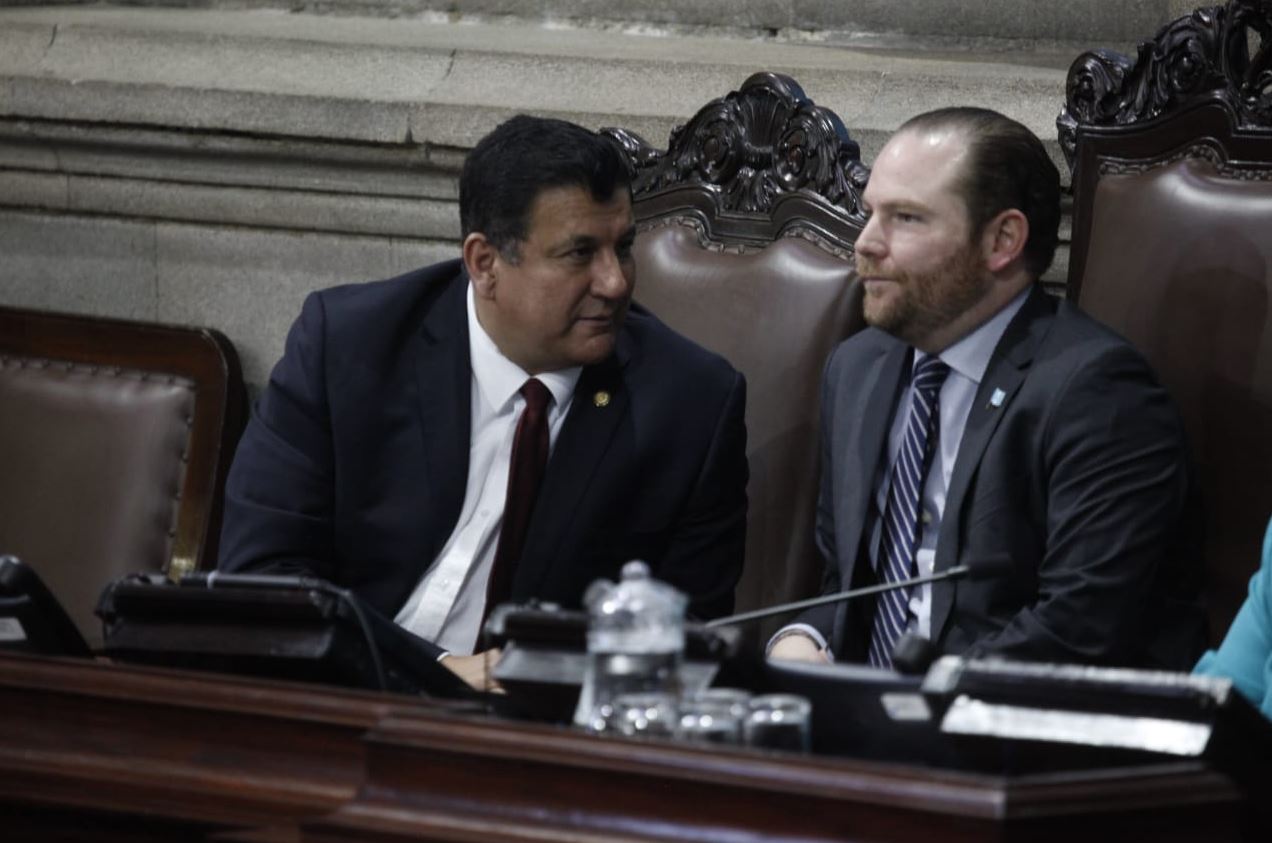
861,244,988,348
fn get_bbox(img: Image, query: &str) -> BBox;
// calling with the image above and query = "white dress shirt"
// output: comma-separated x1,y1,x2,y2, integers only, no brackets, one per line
394,284,580,656
770,288,1029,657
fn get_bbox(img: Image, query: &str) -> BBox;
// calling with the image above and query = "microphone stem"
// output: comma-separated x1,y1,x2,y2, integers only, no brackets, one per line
705,566,970,629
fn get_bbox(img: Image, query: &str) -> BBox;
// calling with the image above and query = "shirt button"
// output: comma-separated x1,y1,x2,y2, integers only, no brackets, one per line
921,510,933,525
479,509,490,518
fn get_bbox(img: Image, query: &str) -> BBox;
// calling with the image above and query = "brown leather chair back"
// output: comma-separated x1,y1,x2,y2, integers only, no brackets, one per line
605,72,869,636
1059,2,1272,641
0,307,246,646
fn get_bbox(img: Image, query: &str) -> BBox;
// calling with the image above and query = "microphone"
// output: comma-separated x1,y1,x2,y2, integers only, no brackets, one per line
704,566,971,629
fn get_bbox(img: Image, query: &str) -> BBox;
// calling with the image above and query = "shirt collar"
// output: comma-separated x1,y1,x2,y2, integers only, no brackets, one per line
466,283,581,411
920,286,1031,386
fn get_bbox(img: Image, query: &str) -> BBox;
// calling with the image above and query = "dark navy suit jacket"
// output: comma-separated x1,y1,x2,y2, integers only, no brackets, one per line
218,260,748,655
801,285,1207,670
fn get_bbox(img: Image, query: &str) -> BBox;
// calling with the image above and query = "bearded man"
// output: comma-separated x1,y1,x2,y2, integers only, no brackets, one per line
769,108,1207,670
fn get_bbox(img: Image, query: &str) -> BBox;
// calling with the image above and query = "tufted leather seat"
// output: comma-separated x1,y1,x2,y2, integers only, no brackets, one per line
0,307,246,647
606,72,869,639
1062,26,1272,640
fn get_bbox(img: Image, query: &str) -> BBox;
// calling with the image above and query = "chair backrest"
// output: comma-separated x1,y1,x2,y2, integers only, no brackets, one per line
1058,0,1272,642
0,307,247,646
604,72,869,637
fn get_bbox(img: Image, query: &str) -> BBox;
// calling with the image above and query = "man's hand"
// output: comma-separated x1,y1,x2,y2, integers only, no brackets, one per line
440,648,505,692
768,632,831,664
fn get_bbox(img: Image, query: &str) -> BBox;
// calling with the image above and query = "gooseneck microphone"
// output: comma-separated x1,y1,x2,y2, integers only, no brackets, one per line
704,566,971,629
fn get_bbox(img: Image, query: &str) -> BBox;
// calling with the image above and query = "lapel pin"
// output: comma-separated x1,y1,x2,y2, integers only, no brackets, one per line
989,387,1007,409
593,390,611,408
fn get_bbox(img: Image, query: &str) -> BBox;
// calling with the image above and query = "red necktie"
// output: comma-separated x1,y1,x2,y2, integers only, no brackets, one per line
484,378,552,626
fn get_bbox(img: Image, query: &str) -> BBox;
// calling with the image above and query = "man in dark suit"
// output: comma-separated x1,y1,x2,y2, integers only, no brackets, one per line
219,116,747,688
770,107,1206,670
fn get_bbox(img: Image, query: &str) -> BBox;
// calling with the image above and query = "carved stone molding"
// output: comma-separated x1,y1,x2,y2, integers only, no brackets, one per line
1058,0,1272,169
602,71,868,249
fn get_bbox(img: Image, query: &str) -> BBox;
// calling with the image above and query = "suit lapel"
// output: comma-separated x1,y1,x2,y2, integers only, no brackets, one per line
513,336,632,598
412,272,472,563
929,286,1056,642
837,341,910,586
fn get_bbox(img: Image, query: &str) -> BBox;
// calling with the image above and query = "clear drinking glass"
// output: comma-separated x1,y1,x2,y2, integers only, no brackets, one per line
744,693,812,752
690,687,751,719
611,691,680,739
678,696,743,744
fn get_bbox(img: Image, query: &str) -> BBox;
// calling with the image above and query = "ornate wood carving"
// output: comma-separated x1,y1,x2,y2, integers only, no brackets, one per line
602,71,868,250
1058,0,1272,169
1095,139,1272,179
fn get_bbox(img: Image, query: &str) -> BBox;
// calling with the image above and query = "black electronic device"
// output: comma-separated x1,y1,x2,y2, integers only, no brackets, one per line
767,651,1272,779
96,571,474,699
761,657,962,765
0,555,92,658
922,655,1272,781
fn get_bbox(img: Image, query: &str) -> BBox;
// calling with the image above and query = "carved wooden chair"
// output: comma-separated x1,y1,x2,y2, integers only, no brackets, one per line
0,307,247,646
604,72,869,639
1058,0,1272,642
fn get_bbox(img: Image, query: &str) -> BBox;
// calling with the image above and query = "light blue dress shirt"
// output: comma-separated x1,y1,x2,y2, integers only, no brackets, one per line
1194,516,1272,721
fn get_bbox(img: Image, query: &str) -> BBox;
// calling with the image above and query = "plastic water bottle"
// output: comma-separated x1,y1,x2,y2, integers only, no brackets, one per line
574,560,687,731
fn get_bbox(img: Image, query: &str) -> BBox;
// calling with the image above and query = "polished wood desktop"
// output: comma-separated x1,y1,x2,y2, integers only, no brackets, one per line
0,651,1252,843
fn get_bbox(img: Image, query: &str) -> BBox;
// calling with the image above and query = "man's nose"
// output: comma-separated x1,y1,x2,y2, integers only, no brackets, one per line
855,213,885,260
591,249,632,299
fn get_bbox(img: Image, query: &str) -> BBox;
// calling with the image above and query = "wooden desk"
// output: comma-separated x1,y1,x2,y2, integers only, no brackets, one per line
0,653,1250,842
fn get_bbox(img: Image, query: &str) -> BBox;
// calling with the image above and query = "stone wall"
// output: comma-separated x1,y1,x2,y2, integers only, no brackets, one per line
33,0,1186,43
0,2,1173,389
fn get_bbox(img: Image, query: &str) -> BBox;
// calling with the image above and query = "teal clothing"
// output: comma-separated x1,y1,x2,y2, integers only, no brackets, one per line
1195,518,1272,720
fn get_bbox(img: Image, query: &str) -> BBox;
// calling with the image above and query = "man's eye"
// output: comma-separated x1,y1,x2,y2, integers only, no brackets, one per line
617,241,635,260
895,212,921,223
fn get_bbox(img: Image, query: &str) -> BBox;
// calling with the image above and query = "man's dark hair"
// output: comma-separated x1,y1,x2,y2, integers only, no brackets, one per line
898,107,1061,279
459,115,631,260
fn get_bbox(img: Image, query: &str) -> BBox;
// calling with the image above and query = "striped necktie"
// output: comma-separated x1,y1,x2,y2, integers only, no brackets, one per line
868,354,951,669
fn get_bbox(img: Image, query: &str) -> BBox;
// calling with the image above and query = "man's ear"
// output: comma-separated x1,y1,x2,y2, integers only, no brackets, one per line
982,209,1028,274
463,232,499,299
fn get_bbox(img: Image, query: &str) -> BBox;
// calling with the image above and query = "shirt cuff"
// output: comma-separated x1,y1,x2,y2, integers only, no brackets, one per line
766,623,834,661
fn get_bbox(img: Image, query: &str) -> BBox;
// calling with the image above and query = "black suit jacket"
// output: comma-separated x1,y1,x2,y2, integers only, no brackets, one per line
218,261,748,654
801,285,1207,670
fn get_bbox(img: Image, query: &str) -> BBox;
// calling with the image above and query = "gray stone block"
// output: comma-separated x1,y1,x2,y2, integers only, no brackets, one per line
154,221,455,387
0,22,55,72
0,120,458,200
145,0,1181,42
0,5,1075,148
791,0,1176,42
63,176,459,240
0,171,69,212
1,76,419,145
0,210,159,321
